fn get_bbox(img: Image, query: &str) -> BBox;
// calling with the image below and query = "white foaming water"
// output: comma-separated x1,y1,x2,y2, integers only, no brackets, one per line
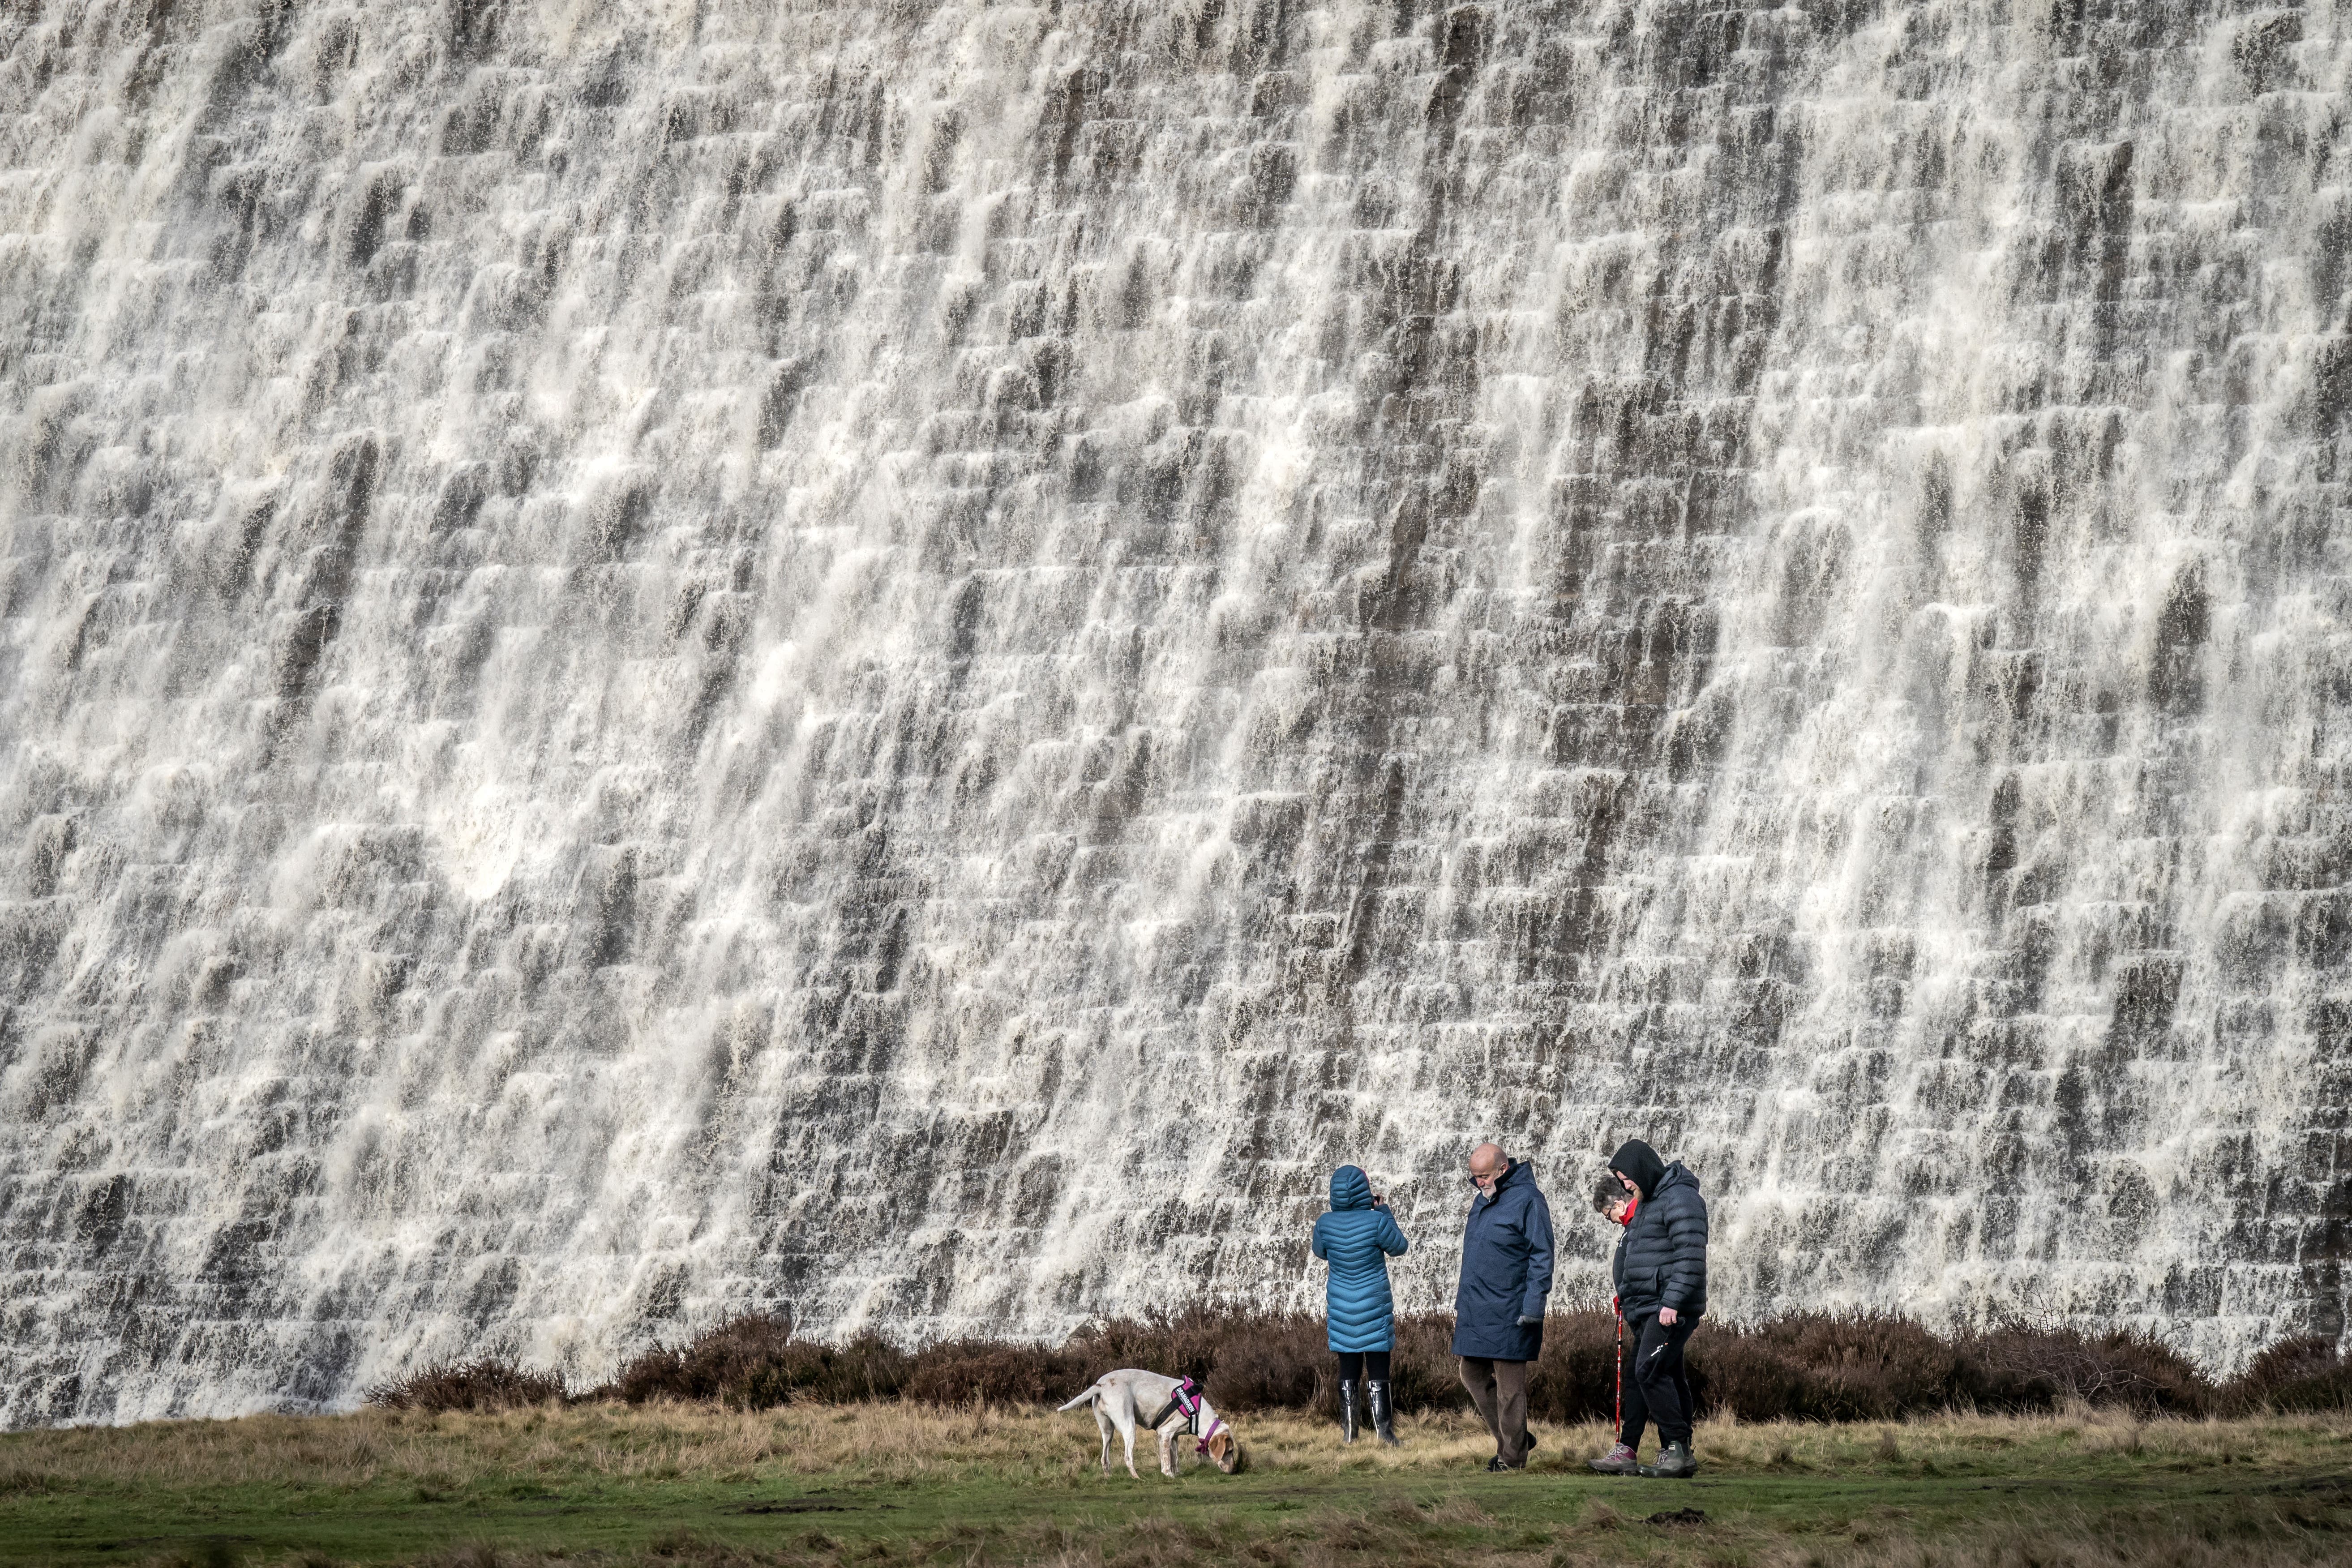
2,0,2347,1423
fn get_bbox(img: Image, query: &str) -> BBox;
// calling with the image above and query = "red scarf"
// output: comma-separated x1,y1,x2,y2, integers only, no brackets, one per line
1612,1196,1638,1313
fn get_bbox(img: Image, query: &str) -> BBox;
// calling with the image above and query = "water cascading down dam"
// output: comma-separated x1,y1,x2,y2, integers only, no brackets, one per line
2,0,2348,1426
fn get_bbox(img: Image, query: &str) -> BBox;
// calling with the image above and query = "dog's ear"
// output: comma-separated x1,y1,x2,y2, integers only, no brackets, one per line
1207,1431,1237,1471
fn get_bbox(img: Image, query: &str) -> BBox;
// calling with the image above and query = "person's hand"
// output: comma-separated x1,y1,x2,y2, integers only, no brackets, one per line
1659,1307,1679,1327
1371,1193,1387,1208
1516,1315,1541,1327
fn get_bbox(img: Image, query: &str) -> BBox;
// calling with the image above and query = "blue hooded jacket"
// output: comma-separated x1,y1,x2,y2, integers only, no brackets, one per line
1311,1166,1409,1354
1450,1158,1555,1361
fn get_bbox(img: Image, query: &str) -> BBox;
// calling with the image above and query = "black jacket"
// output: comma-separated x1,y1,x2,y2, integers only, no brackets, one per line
1613,1161,1707,1319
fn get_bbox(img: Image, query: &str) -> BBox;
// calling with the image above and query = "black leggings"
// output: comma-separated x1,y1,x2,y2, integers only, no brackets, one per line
1335,1350,1392,1381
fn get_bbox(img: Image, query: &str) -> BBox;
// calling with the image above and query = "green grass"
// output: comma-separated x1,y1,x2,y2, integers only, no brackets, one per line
3,1403,2348,1567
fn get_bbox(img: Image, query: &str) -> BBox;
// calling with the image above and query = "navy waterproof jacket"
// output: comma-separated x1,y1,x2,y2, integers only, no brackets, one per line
1615,1161,1708,1320
1450,1160,1555,1361
1311,1166,1409,1353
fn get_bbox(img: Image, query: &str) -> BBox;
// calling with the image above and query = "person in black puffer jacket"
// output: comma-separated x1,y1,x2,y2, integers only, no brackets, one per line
1604,1138,1707,1478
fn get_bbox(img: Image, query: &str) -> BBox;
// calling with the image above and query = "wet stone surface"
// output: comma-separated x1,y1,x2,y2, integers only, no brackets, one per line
0,0,2348,1422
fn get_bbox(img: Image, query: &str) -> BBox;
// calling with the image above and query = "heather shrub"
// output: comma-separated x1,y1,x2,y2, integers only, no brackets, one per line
1389,1312,1471,1414
364,1358,566,1412
902,1340,1081,1406
2225,1335,2352,1413
1683,1323,1806,1419
573,1304,2347,1423
1180,1313,1328,1411
1524,1308,1621,1424
615,1313,801,1408
1963,1322,2207,1415
741,1332,913,1407
1074,1309,1255,1387
1061,1312,1211,1386
1696,1313,1980,1421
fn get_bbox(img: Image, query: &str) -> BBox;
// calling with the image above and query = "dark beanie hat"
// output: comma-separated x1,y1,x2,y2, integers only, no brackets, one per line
1609,1139,1666,1200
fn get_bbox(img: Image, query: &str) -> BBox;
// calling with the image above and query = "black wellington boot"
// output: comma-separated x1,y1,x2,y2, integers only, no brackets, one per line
1366,1380,1397,1446
1338,1379,1359,1444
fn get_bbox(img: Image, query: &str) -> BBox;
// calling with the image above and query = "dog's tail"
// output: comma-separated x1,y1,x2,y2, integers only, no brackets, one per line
1056,1382,1104,1413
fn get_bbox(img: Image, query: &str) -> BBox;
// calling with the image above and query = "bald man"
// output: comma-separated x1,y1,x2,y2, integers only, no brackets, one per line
1452,1141,1555,1470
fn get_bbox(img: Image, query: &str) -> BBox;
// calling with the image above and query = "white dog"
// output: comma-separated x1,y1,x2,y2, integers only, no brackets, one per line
1057,1369,1245,1478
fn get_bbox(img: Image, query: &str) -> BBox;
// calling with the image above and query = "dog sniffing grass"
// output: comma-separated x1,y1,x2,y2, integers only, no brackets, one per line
1055,1369,1244,1477
1,1405,2346,1566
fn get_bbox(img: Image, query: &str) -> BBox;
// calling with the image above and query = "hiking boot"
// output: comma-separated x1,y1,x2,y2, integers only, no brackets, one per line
1637,1441,1697,1478
1483,1443,1530,1472
1337,1379,1358,1444
1365,1380,1398,1446
1588,1442,1639,1474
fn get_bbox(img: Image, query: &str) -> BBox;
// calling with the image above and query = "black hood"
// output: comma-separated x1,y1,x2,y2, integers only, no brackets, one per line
1609,1139,1666,1200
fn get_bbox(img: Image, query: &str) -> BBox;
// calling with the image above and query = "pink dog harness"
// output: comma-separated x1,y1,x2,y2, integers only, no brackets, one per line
1149,1377,1225,1444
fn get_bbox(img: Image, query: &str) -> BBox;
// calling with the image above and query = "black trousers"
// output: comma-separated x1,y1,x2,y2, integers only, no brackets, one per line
1615,1320,1650,1446
1628,1312,1698,1447
1335,1350,1392,1381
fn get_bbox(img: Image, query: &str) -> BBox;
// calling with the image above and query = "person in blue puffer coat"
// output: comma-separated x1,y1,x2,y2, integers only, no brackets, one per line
1311,1165,1409,1445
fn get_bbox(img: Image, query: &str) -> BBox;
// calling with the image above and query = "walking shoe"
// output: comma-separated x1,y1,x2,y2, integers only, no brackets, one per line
1365,1379,1398,1446
1637,1441,1697,1478
1588,1442,1639,1474
1337,1379,1359,1444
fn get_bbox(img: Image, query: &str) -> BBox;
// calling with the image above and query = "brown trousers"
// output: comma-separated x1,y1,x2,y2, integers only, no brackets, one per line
1458,1356,1532,1466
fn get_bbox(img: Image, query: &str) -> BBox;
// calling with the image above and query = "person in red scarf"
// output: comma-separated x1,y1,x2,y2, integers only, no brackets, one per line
1586,1174,1646,1474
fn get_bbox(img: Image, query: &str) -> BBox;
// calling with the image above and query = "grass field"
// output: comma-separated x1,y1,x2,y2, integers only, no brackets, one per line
4,1403,2348,1567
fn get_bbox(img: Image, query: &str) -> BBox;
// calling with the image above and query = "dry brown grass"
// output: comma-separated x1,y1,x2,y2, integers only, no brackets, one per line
6,1403,1510,1492
10,1405,2348,1568
11,1400,2348,1494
